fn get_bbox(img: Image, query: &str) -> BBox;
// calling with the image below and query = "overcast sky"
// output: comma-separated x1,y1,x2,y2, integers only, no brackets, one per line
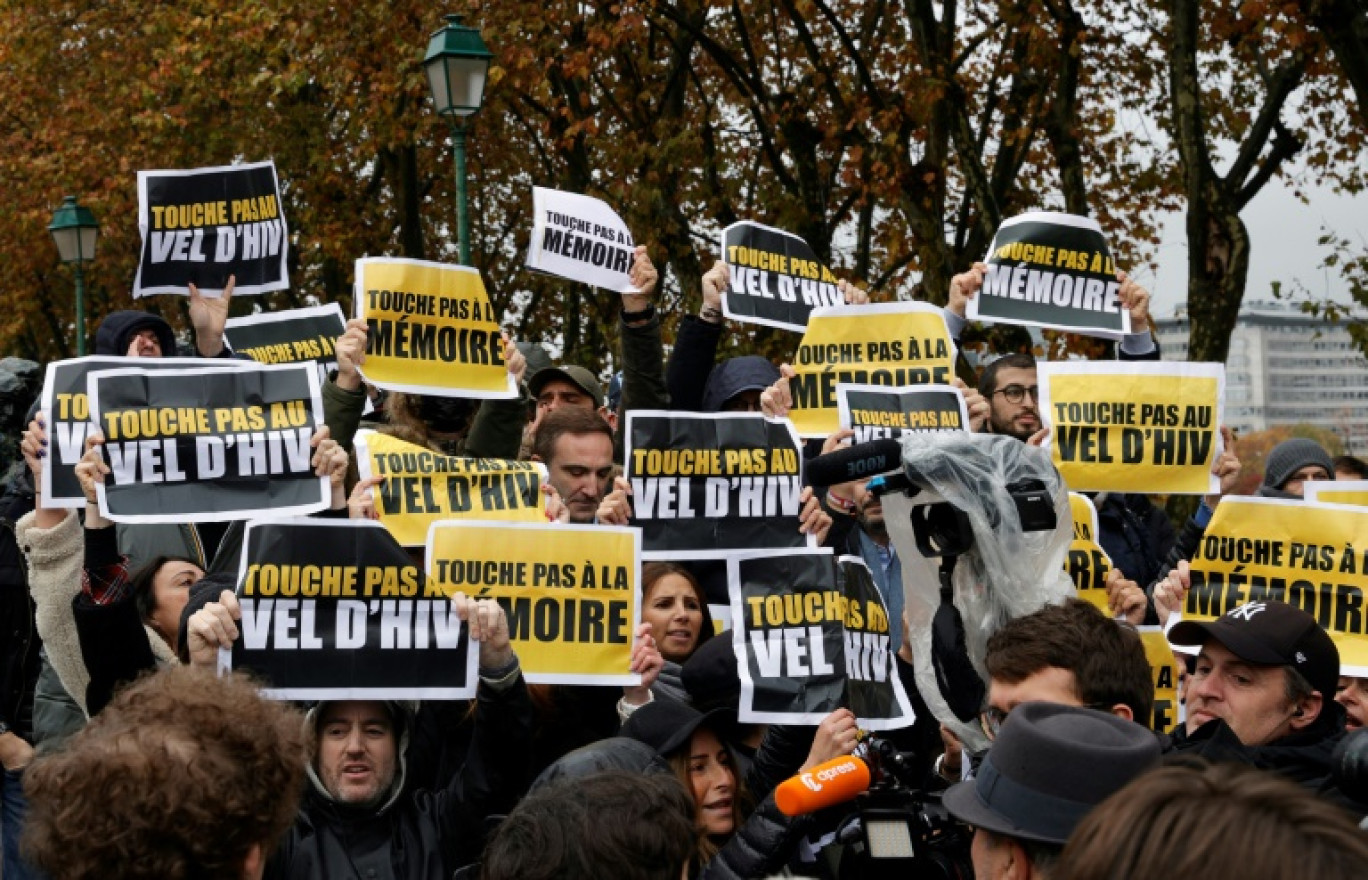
1141,178,1365,319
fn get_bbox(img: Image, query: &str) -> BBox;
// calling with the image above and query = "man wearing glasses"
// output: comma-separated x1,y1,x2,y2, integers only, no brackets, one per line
976,354,1044,442
944,262,1161,442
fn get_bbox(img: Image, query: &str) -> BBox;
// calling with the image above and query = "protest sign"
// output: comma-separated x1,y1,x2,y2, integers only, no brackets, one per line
525,187,637,292
788,303,956,439
40,356,237,507
836,383,968,444
88,363,328,523
225,303,345,387
1039,361,1224,494
134,160,288,297
839,558,917,729
225,518,477,699
1306,480,1368,507
354,257,515,398
728,550,915,728
1174,497,1368,676
1066,492,1114,607
427,521,641,685
1139,626,1182,734
625,411,810,560
970,211,1129,339
354,429,547,546
721,221,843,332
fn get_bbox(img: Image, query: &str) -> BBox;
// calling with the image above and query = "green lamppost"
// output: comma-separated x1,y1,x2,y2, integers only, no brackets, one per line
423,14,492,267
48,196,100,357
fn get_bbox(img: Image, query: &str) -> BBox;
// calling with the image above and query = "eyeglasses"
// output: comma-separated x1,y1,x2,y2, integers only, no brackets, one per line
992,384,1039,404
979,702,1113,741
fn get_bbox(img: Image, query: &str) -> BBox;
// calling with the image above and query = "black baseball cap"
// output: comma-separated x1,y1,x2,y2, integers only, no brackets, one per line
1168,600,1340,699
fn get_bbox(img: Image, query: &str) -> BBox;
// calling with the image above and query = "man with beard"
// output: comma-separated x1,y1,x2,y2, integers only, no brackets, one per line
946,263,1160,441
532,406,617,525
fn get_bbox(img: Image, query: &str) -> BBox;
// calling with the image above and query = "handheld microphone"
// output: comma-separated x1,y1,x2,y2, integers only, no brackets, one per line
805,439,903,487
775,755,872,816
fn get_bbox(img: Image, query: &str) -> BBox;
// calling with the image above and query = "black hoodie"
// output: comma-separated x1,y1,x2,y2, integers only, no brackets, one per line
93,311,178,358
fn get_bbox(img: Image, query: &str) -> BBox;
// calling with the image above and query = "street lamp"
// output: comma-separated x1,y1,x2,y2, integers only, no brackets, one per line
48,196,99,357
423,13,492,266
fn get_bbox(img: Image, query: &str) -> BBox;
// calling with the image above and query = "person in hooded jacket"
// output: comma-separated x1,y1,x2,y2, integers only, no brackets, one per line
186,590,535,879
1155,594,1350,800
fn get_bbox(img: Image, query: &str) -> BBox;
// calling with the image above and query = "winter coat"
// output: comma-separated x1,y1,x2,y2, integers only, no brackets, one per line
1095,492,1175,589
1165,713,1345,798
698,791,814,880
266,673,535,880
17,509,90,712
0,470,38,742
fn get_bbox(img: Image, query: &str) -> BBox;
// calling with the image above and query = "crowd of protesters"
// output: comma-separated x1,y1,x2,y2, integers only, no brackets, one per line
2,246,1368,880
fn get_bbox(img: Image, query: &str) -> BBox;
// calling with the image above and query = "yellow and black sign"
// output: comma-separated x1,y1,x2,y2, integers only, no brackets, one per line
625,411,809,559
721,220,843,332
970,211,1126,340
1179,496,1368,676
135,160,288,297
355,430,547,547
1306,481,1368,507
836,383,968,444
1066,493,1114,609
426,521,641,684
230,518,479,700
788,303,955,438
88,363,329,524
1039,361,1224,494
355,257,515,398
1139,626,1181,734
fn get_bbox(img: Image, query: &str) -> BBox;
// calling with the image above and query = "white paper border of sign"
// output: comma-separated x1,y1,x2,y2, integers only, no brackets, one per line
625,409,817,561
39,356,239,508
133,159,289,297
219,515,481,700
1038,359,1225,494
1306,480,1368,505
354,428,550,543
968,210,1131,341
837,554,917,731
353,256,517,400
423,518,644,686
525,186,638,294
720,220,820,334
89,362,329,524
728,547,840,726
835,383,969,439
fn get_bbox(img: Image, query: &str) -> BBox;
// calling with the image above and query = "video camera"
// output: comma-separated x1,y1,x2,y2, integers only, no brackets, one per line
836,736,973,880
808,433,1075,748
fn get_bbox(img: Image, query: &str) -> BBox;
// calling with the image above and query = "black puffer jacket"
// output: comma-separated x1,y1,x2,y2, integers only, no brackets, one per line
266,675,535,879
699,791,814,880
0,467,38,742
1165,712,1345,796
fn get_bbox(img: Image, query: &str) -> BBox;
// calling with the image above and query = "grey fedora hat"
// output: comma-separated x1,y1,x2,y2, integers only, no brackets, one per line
942,702,1161,845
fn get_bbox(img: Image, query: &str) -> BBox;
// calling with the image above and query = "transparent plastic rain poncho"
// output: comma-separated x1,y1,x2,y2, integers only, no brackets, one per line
881,432,1075,753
